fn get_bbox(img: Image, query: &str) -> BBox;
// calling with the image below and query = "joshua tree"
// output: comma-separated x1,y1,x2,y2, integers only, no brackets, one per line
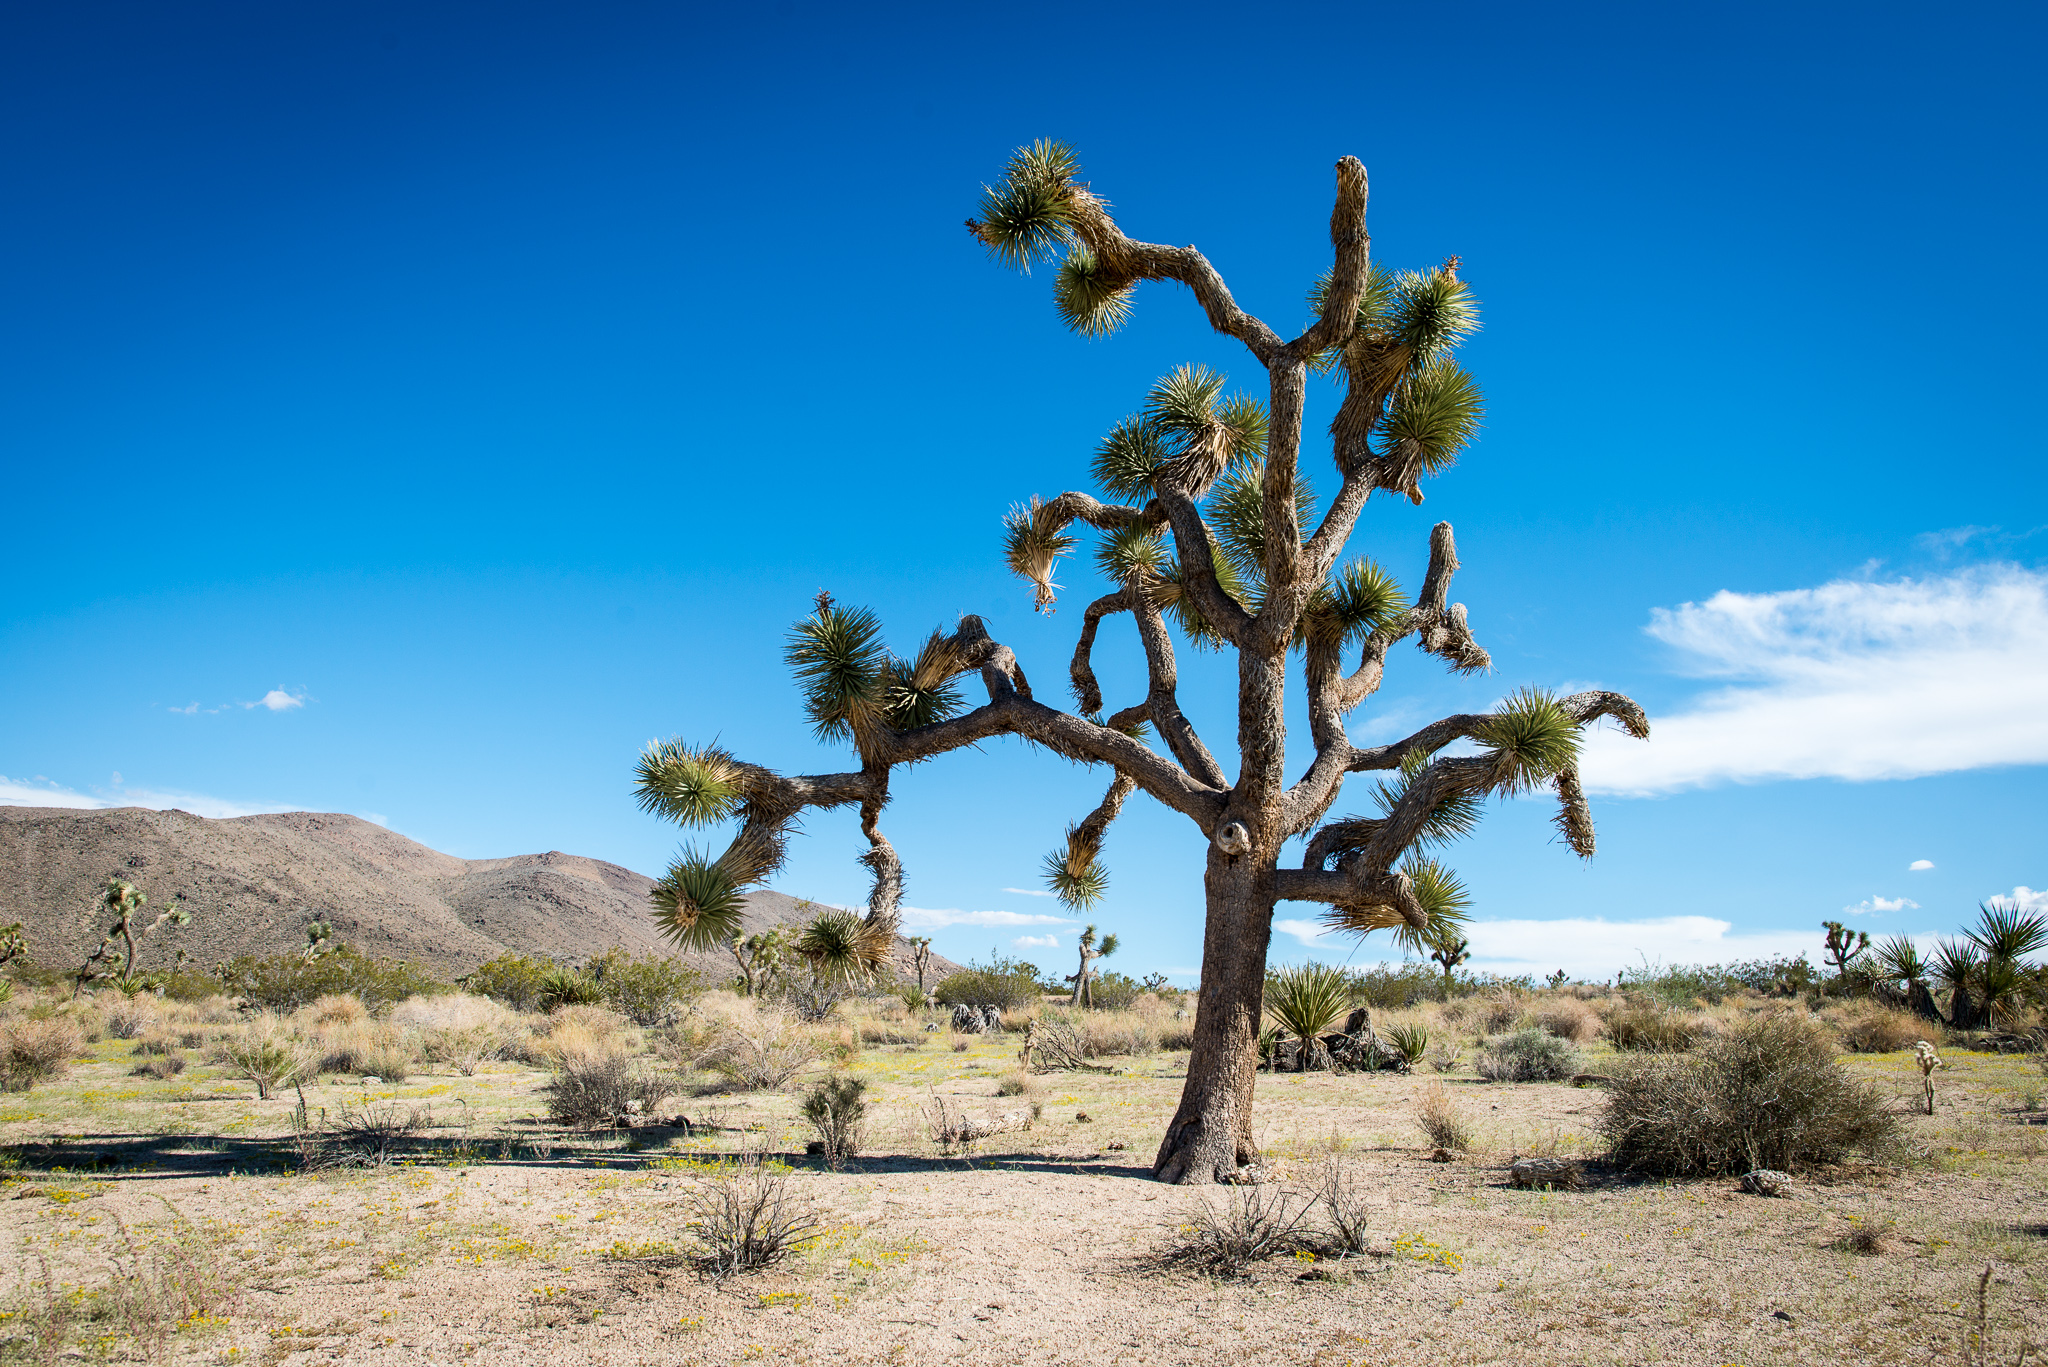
908,936,934,997
1067,924,1119,1007
631,142,1648,1184
729,928,786,998
1822,920,1871,982
1429,932,1472,989
76,876,191,995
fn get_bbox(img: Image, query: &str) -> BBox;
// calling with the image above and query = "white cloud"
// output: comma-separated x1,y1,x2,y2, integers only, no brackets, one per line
1909,860,1935,871
899,905,1074,930
1275,919,1336,947
247,690,305,712
1012,934,1060,950
0,774,292,820
1997,886,2048,913
1582,564,2048,794
1278,914,1823,982
1843,895,1919,916
1000,887,1057,898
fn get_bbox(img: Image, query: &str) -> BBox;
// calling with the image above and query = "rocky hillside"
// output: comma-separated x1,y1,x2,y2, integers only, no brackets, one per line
0,806,958,985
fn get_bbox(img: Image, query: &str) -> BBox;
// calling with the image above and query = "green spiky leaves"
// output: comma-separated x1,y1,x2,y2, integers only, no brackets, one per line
1380,362,1483,477
1094,524,1170,585
785,596,890,743
1054,248,1135,337
1474,688,1582,796
795,905,893,982
1303,558,1410,652
970,139,1082,272
1391,265,1480,367
1091,418,1168,501
1370,749,1483,850
1042,839,1109,909
1399,855,1472,944
634,740,746,826
651,847,750,951
1264,961,1351,1041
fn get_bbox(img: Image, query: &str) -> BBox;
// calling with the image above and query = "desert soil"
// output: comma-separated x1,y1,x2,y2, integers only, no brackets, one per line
2,1030,2043,1366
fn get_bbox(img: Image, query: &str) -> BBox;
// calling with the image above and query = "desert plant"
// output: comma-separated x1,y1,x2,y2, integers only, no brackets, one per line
684,1154,824,1280
1530,999,1597,1042
1475,1028,1578,1083
102,996,160,1040
1415,1080,1474,1150
1604,1003,1706,1052
1822,919,1872,981
1065,924,1120,1007
460,951,553,1010
215,946,446,1012
1476,989,1523,1034
1913,1039,1942,1114
695,1014,822,1091
76,876,193,994
360,1042,415,1083
995,1069,1043,1098
629,142,1650,1184
1599,1014,1902,1176
933,952,1045,1015
333,1100,432,1164
1265,962,1351,1072
584,946,704,1027
1157,1182,1318,1277
211,1022,317,1099
1382,1019,1430,1066
776,971,855,1023
1834,1004,1927,1053
726,928,788,999
907,935,934,997
0,1018,85,1091
799,1074,868,1168
132,1053,187,1079
1425,1041,1464,1073
543,1043,680,1127
1316,1159,1373,1256
535,965,605,1012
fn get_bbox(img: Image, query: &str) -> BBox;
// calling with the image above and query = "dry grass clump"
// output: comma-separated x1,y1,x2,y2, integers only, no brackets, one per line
1599,1014,1903,1176
310,994,369,1026
1477,991,1524,1034
101,996,161,1040
690,1012,822,1092
1529,998,1599,1042
1156,1015,1196,1052
1416,1081,1474,1151
1603,1002,1712,1052
0,1018,86,1091
685,1154,824,1280
132,1054,188,1079
1475,1028,1579,1082
394,993,520,1074
1155,1162,1375,1278
995,1069,1044,1099
1829,1003,1930,1054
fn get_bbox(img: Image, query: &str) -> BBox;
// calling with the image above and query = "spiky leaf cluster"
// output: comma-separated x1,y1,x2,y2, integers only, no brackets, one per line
1369,749,1484,850
784,599,968,742
1004,497,1079,611
1390,855,1472,954
1090,418,1168,501
1473,688,1582,795
1042,839,1109,909
652,848,750,950
634,740,745,826
970,138,1082,271
1263,961,1351,1041
795,906,892,982
1380,362,1484,476
1303,558,1409,652
1054,248,1135,336
1093,523,1170,585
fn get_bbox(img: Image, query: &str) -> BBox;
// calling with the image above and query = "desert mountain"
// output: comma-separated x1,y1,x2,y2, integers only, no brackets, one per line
0,806,960,986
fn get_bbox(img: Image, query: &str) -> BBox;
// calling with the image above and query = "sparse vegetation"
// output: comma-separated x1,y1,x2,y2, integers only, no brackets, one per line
799,1074,868,1168
684,1155,823,1280
1415,1080,1474,1150
0,1017,85,1091
209,1019,318,1098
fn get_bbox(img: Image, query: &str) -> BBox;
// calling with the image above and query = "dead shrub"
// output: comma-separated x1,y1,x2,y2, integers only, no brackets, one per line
1416,1081,1475,1151
693,1014,821,1092
333,1100,433,1165
1478,991,1523,1034
0,1018,86,1091
1157,1182,1319,1278
1604,1002,1709,1052
102,997,160,1040
685,1154,824,1280
133,1054,187,1079
210,1019,319,1098
1529,999,1598,1042
543,1038,680,1126
1833,1004,1927,1054
1599,1014,1903,1176
1317,1159,1372,1256
310,993,369,1026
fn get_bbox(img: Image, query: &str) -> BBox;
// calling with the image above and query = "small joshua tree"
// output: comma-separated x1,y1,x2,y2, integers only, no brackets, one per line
1822,920,1871,983
1429,932,1472,989
1068,924,1119,1007
76,877,191,995
633,143,1648,1183
908,936,934,998
729,928,786,998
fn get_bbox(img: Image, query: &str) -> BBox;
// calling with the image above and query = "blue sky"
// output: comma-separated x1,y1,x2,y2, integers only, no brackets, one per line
3,1,2043,982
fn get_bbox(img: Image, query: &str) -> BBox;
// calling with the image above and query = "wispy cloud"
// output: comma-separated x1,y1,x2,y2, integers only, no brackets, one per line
1277,914,1827,982
999,887,1057,898
0,773,292,820
1012,934,1059,950
899,906,1074,930
1909,859,1935,871
1999,886,2048,913
167,687,308,716
1581,564,2048,794
1843,895,1919,916
1274,919,1335,947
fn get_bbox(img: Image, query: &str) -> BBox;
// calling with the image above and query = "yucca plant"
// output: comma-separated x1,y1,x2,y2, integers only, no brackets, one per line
1265,963,1352,1072
1066,924,1120,1007
636,142,1649,1183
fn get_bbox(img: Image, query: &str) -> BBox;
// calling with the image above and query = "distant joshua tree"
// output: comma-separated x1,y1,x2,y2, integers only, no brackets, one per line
1067,924,1119,1007
76,876,190,995
631,142,1647,1183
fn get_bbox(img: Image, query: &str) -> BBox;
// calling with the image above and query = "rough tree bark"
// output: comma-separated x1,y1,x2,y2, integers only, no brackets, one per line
632,142,1650,1184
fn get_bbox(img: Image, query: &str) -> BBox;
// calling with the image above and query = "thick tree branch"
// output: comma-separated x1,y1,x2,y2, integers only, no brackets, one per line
1060,195,1286,366
1070,588,1134,715
1288,158,1371,360
1130,582,1229,790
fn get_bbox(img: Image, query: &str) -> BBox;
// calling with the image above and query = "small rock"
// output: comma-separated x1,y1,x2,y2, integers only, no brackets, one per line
1105,1141,1126,1151
1075,1111,1092,1123
1741,1169,1792,1197
1428,1148,1453,1163
1509,1156,1583,1190
1772,1309,1796,1325
360,1076,383,1085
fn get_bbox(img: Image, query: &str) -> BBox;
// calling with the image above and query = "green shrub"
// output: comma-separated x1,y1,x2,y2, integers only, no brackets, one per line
1475,1028,1578,1082
933,953,1044,1014
1599,1014,1902,1175
799,1075,868,1169
215,947,446,1013
460,952,553,1010
584,947,704,1027
1087,972,1142,1012
535,965,605,1012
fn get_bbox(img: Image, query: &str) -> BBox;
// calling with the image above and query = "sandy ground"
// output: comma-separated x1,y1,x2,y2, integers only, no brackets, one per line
2,1029,2043,1365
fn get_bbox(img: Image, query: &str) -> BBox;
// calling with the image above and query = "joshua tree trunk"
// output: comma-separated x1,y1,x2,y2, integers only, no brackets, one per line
1154,853,1271,1183
631,141,1650,1184
1906,979,1944,1024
